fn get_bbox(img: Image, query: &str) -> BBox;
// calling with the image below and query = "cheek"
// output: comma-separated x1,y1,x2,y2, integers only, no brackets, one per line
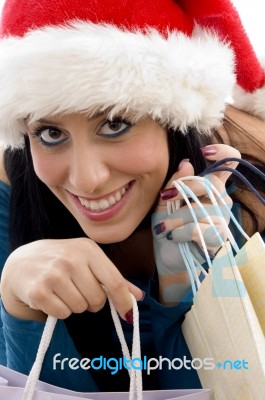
31,151,66,188
122,134,169,177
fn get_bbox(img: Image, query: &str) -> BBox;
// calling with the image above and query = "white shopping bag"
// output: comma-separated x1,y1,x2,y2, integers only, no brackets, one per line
0,295,210,400
0,365,210,399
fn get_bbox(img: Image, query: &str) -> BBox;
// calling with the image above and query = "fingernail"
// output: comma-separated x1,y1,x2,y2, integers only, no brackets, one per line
177,158,190,170
160,187,178,200
154,222,166,235
125,309,133,324
201,146,217,156
166,231,173,240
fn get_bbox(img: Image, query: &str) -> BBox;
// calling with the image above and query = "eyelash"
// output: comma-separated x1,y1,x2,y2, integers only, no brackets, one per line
30,125,67,147
98,118,133,138
29,117,133,147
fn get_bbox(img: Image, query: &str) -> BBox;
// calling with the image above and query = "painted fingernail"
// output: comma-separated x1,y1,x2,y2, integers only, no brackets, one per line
154,222,166,235
166,231,173,240
200,146,217,156
125,309,133,324
160,187,178,200
177,158,190,170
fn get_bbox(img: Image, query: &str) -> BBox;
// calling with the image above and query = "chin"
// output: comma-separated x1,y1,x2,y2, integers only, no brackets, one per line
89,235,129,245
84,226,136,244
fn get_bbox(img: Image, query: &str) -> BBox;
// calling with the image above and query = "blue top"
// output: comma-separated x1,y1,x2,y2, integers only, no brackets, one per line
0,181,201,392
0,181,10,366
0,181,10,270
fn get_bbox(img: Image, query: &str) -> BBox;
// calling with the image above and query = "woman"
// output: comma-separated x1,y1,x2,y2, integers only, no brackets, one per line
0,0,264,393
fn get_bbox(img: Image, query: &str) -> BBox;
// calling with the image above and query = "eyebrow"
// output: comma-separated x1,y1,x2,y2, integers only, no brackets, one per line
38,118,60,125
36,113,106,127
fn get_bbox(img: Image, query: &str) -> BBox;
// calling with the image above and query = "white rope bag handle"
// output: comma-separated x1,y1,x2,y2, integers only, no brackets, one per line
169,176,250,297
22,293,142,400
22,176,248,399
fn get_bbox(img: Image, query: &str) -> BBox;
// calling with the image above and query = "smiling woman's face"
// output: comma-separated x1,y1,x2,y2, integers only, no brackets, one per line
26,113,169,243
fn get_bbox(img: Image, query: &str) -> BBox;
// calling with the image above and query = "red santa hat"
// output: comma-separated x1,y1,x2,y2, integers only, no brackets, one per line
0,0,263,149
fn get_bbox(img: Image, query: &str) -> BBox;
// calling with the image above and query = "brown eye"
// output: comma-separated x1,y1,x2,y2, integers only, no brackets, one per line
35,127,68,146
108,121,124,131
46,128,62,140
99,119,132,137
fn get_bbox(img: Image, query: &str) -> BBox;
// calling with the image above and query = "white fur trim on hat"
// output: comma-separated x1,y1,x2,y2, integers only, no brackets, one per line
0,22,235,148
233,83,265,121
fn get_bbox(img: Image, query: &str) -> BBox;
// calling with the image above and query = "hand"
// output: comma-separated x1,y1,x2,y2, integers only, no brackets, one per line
152,144,241,305
0,238,143,322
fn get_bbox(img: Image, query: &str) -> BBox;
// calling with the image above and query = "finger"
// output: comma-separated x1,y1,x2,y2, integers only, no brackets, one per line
171,174,230,200
156,159,194,212
55,273,107,314
166,159,195,186
126,280,145,300
153,191,232,238
162,211,230,233
167,221,227,249
86,243,143,321
28,288,72,319
201,144,241,183
68,264,107,312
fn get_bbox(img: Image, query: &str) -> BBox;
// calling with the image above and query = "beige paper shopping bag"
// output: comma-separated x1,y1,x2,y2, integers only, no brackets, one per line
235,232,265,335
166,165,265,399
182,242,265,400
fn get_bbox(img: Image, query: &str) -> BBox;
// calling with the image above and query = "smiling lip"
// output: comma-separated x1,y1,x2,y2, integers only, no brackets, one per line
69,182,134,222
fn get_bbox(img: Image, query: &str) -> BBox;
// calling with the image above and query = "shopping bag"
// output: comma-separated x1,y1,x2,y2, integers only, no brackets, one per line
202,158,265,337
202,156,265,333
235,232,265,335
182,242,265,400
0,295,211,400
0,365,210,399
169,171,265,400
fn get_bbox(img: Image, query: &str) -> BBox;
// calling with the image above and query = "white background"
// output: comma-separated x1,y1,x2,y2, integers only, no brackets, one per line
0,0,264,56
232,0,265,57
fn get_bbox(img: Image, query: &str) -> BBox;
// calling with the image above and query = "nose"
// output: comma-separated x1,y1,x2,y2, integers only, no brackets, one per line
68,143,110,194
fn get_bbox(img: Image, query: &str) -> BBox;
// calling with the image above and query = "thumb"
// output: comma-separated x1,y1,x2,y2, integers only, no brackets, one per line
171,158,195,181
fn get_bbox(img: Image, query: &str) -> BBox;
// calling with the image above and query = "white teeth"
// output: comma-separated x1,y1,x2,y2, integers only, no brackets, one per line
77,184,128,212
90,200,100,211
83,199,90,208
115,191,121,202
99,199,109,210
79,198,86,206
108,196,116,206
